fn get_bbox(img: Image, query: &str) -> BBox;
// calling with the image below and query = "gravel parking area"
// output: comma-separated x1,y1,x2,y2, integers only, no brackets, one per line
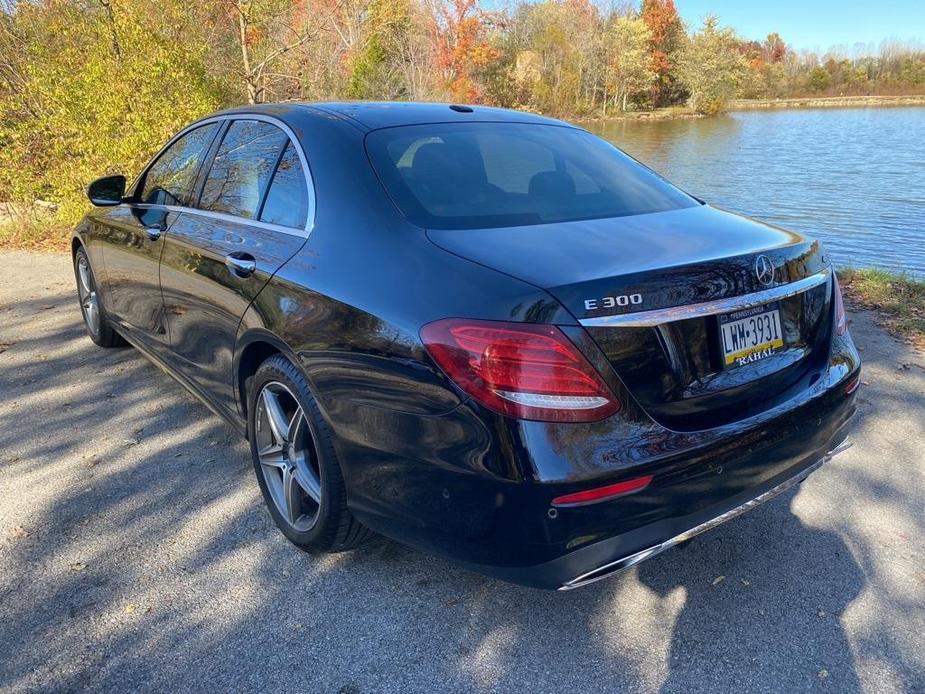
1,250,924,693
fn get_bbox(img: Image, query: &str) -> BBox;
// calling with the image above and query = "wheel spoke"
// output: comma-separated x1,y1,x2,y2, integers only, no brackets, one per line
84,297,98,331
77,260,92,295
287,407,304,446
292,465,321,504
281,467,302,525
258,442,285,469
261,388,290,445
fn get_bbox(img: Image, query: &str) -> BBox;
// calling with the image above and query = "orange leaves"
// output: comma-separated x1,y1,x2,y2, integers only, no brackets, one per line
432,0,496,101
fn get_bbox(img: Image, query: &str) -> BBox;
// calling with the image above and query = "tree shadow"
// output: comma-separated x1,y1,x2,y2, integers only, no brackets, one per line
2,265,923,691
636,493,863,692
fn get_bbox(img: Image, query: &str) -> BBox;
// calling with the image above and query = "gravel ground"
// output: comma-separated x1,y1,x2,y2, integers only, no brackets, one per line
1,250,924,693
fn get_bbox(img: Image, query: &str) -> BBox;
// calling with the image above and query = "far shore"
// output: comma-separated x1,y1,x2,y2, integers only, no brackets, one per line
575,94,925,124
727,94,925,110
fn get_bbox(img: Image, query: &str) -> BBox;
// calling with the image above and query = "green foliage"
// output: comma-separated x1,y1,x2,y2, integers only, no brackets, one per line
676,16,746,114
807,66,832,92
602,15,654,113
0,0,230,224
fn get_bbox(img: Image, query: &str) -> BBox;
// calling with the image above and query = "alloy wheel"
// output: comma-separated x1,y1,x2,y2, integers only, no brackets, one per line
255,381,323,532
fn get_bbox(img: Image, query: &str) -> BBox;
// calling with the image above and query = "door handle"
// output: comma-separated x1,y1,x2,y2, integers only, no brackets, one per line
225,253,257,277
145,226,162,240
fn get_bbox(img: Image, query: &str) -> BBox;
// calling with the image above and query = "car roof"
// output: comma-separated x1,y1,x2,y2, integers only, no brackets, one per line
211,101,575,133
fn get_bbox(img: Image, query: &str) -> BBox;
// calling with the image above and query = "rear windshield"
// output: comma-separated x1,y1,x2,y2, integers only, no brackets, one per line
366,122,697,230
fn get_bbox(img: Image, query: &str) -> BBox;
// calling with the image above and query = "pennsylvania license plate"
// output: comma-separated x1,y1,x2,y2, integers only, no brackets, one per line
719,303,784,367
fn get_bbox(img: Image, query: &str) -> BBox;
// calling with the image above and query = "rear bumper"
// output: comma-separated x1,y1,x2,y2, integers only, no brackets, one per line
560,438,851,589
461,411,854,589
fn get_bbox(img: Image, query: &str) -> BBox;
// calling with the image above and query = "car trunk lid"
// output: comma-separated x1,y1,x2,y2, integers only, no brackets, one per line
426,205,833,430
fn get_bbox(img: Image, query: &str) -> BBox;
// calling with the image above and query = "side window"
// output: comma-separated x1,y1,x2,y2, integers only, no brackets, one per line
199,120,288,219
259,143,309,228
140,123,219,206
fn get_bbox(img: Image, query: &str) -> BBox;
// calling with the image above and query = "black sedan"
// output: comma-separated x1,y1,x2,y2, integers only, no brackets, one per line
73,102,860,589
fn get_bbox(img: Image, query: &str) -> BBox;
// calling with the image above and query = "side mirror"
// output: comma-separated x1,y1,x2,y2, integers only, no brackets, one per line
87,175,127,207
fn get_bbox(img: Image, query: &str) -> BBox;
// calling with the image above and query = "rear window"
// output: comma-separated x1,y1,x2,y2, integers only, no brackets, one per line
366,123,697,230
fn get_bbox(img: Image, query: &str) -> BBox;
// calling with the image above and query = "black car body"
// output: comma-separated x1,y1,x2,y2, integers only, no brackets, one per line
73,102,860,589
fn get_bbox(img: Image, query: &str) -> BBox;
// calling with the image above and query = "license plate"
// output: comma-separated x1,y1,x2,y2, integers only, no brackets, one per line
719,303,784,367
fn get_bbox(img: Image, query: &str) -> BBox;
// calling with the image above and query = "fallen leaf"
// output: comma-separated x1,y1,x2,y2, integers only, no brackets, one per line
123,438,138,446
124,603,137,614
0,342,12,354
68,561,87,572
740,578,750,586
711,575,725,586
8,525,29,539
817,609,826,618
817,669,829,679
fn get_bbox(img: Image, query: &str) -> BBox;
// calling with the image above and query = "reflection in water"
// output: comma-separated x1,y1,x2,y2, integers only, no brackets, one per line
587,107,925,277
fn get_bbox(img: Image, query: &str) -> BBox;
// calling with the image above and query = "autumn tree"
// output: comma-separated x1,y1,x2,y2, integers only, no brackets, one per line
431,0,498,102
640,0,684,106
497,0,604,115
225,0,350,104
601,14,653,114
677,15,746,114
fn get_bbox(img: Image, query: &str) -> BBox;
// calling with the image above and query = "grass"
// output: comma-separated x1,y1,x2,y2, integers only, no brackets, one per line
838,268,925,349
0,215,70,252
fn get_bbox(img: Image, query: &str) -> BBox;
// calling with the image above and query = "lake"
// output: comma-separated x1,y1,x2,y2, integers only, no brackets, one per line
587,107,925,278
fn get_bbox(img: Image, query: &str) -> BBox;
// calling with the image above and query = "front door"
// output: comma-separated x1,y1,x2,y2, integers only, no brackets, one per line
100,122,220,347
158,119,311,417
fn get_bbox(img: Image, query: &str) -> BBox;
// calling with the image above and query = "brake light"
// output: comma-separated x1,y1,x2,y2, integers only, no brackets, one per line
833,274,848,336
552,475,653,507
420,318,621,422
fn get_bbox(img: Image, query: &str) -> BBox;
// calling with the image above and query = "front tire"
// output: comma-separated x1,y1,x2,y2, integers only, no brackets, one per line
248,354,371,552
73,246,126,348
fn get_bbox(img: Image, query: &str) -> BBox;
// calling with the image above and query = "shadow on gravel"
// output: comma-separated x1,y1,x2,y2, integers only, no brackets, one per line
637,500,863,692
2,282,922,691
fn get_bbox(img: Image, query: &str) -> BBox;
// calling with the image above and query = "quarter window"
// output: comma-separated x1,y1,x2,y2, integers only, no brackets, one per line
199,120,288,220
259,143,309,228
140,123,219,206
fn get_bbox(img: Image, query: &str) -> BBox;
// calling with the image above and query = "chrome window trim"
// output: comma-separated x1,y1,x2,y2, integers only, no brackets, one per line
129,112,316,238
578,268,831,328
131,203,310,238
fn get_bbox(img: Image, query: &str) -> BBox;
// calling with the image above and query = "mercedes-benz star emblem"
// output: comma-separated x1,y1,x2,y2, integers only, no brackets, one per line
755,255,775,287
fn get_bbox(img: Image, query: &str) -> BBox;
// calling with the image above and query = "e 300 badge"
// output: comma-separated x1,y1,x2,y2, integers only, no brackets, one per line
583,293,643,312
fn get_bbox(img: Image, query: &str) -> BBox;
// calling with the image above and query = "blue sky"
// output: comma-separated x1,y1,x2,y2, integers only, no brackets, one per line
675,0,925,52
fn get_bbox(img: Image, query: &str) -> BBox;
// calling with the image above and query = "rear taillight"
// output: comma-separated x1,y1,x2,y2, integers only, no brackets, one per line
420,318,621,422
833,274,848,336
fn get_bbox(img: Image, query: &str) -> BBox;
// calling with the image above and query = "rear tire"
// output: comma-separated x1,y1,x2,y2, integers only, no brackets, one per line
248,354,371,552
73,247,126,348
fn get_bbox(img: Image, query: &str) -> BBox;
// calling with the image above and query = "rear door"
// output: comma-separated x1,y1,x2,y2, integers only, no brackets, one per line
99,122,220,348
158,117,312,418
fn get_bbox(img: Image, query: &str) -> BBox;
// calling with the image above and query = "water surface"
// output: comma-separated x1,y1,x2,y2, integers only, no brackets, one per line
588,108,925,277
